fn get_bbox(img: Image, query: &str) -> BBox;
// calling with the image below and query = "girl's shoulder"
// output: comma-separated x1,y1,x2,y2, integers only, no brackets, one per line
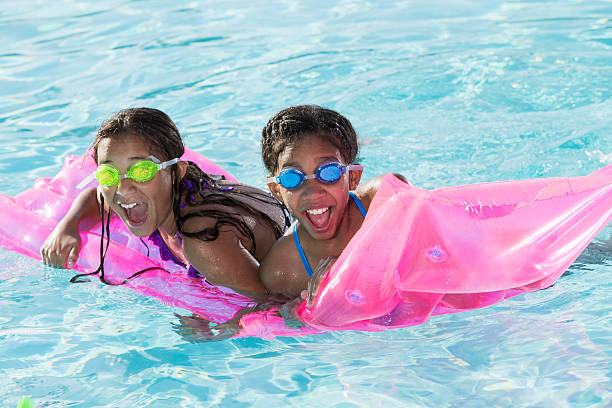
354,173,408,210
259,232,307,297
354,174,385,210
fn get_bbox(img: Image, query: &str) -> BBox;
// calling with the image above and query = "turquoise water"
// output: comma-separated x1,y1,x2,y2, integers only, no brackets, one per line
1,0,611,406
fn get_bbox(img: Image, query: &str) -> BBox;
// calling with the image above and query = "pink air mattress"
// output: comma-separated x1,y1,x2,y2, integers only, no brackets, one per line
0,151,610,339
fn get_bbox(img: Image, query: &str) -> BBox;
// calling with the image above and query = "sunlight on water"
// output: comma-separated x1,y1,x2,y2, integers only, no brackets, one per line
0,1,611,406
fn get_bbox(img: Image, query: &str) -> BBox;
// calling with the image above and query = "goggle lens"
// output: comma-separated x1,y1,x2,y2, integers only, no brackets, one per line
317,163,343,183
279,171,304,189
127,160,158,182
95,165,120,186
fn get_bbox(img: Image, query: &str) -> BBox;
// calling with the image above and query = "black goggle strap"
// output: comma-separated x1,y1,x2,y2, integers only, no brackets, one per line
139,237,150,257
97,194,118,285
69,193,113,284
70,194,170,285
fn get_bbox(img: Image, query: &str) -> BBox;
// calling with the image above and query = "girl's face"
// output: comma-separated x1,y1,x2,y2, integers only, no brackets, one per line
96,133,177,237
268,133,361,241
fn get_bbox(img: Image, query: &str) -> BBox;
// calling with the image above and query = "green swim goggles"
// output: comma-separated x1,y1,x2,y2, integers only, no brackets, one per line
77,156,180,189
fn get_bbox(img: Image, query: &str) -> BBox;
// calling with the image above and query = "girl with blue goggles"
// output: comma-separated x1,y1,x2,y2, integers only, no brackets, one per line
267,162,363,190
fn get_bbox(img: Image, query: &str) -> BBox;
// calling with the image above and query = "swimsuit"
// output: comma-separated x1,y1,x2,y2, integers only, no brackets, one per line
148,230,202,278
294,192,367,278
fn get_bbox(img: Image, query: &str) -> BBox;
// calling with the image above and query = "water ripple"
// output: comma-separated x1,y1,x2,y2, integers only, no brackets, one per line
1,1,611,407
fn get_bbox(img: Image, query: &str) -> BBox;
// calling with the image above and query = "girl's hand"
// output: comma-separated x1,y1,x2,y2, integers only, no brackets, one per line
306,256,337,307
278,256,338,328
172,313,238,342
278,292,309,328
40,186,99,269
40,223,81,268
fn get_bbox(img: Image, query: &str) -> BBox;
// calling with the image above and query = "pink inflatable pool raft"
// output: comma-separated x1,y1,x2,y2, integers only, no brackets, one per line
0,151,610,339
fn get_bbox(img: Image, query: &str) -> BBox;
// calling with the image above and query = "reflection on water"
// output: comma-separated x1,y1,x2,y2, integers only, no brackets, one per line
0,0,611,406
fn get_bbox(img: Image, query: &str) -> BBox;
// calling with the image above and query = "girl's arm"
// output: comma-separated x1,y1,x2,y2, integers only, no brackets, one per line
259,235,307,298
182,226,269,301
40,187,101,268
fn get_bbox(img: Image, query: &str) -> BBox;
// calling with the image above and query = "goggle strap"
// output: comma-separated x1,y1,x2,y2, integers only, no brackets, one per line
159,158,180,169
76,172,96,190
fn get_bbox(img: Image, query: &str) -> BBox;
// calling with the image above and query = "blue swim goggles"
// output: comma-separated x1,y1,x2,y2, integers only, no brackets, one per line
267,162,363,190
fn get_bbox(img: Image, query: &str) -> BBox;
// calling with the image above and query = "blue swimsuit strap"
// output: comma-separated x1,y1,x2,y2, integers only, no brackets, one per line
293,192,367,278
293,224,314,277
349,191,367,218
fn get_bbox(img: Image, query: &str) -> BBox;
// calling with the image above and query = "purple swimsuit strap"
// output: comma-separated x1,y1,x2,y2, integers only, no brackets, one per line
149,230,201,278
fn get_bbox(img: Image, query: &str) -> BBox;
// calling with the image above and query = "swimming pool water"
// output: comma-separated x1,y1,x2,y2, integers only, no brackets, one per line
1,1,611,406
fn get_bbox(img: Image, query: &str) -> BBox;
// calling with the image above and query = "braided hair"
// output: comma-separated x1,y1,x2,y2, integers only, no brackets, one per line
261,105,359,174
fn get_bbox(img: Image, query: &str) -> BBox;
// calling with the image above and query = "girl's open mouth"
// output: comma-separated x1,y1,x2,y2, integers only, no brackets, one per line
304,206,332,231
119,201,148,226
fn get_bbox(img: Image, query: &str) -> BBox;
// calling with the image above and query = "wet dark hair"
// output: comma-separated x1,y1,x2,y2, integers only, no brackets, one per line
93,107,184,165
72,107,288,285
261,105,359,174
